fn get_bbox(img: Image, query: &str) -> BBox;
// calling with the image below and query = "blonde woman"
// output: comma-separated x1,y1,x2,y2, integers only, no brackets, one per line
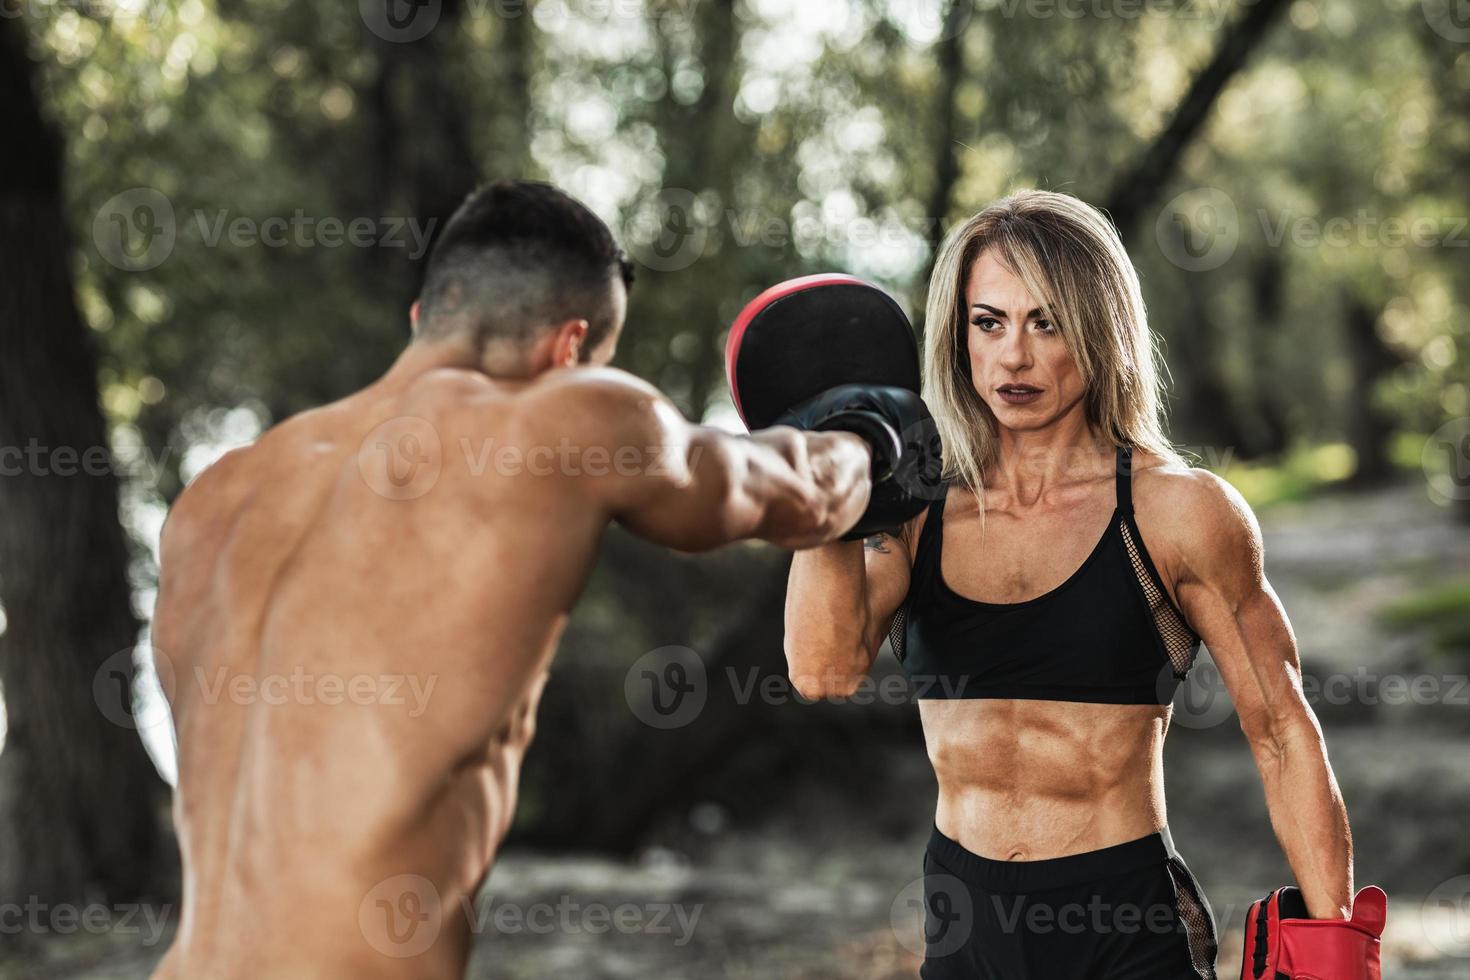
784,191,1353,979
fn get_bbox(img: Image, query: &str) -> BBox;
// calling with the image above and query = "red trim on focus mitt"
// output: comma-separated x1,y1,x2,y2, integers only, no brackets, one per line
723,273,918,431
1240,885,1386,980
724,274,871,422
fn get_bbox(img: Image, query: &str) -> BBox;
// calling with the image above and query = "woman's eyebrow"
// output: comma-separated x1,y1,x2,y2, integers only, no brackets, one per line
971,303,1045,319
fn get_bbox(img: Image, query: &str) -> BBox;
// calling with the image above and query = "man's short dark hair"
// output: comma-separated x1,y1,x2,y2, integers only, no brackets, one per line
417,181,634,356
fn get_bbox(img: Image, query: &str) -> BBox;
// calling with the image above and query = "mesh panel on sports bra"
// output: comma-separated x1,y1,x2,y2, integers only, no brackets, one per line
1118,517,1199,679
888,603,908,662
1167,857,1220,979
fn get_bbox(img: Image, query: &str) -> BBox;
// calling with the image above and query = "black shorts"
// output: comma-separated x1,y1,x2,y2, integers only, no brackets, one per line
919,826,1218,980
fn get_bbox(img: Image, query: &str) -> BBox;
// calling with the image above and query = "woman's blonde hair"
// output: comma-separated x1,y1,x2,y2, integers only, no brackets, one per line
923,189,1181,491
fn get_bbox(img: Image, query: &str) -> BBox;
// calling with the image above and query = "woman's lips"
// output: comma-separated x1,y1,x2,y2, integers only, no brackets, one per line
996,385,1043,406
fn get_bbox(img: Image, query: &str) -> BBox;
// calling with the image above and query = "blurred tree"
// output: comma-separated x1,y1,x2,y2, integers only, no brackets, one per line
1341,287,1403,485
919,0,971,293
1158,219,1253,453
1276,9,1413,486
1104,0,1291,239
0,9,175,912
513,0,811,847
1098,0,1292,456
516,537,791,851
1245,252,1291,457
612,0,757,417
1413,14,1470,520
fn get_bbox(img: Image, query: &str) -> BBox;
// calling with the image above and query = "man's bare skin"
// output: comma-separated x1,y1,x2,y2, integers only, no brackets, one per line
150,324,871,979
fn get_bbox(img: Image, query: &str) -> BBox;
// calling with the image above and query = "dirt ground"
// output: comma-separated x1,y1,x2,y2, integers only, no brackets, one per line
9,482,1470,980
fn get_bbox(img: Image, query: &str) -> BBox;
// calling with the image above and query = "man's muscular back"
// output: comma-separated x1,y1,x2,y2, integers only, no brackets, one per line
151,362,618,976
151,353,869,978
147,181,873,978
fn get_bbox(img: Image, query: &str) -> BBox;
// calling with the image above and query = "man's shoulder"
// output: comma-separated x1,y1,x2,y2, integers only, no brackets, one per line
165,443,258,544
404,365,672,430
525,366,663,409
171,402,334,505
515,367,678,444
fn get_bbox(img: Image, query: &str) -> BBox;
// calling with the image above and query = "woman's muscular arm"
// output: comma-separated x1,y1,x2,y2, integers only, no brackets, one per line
782,523,917,700
1146,466,1353,920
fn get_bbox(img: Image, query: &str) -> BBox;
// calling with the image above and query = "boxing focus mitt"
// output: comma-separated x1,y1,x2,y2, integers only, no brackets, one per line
1240,885,1386,980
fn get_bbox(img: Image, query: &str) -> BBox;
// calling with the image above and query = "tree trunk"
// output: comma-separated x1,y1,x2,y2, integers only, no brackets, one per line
515,552,793,853
1246,251,1291,458
1341,290,1399,486
670,0,747,421
1412,21,1470,521
0,14,175,914
917,0,972,322
364,0,482,306
1104,0,1292,240
1162,222,1252,456
488,3,535,181
514,531,922,853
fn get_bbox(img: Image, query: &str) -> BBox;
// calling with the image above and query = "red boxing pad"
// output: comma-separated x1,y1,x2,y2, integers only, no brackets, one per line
1241,885,1386,980
724,274,920,431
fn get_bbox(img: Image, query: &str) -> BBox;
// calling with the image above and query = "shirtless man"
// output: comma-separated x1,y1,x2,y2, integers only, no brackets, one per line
149,181,915,978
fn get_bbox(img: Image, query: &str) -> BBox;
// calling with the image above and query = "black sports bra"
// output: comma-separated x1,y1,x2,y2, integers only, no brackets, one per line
891,447,1201,705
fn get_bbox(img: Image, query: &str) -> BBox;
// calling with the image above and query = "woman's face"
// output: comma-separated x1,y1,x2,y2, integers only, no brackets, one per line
964,249,1086,433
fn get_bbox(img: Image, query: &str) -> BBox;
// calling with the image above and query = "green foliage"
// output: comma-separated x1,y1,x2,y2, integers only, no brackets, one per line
29,0,1467,498
1380,578,1470,657
1216,441,1357,509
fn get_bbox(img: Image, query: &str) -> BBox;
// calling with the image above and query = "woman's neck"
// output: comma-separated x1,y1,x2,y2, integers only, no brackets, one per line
989,411,1114,506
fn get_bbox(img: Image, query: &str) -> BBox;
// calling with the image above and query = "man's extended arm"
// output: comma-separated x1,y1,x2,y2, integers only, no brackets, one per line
541,368,873,553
